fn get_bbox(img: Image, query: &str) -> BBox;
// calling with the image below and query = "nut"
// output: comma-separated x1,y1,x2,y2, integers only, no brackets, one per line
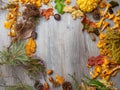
54,14,61,21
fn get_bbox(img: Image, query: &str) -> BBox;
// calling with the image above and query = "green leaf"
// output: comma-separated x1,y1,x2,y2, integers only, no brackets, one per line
55,0,65,3
83,75,110,90
55,2,65,14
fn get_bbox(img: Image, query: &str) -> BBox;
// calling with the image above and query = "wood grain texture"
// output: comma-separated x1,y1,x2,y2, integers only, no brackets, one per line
0,0,120,90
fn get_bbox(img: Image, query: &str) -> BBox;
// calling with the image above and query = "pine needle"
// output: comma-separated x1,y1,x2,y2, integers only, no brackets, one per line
0,41,28,66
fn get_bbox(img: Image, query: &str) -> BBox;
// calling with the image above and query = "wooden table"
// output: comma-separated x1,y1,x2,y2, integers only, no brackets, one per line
0,0,120,90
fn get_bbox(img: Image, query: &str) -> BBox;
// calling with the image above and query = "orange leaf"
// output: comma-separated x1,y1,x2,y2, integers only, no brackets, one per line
41,8,54,20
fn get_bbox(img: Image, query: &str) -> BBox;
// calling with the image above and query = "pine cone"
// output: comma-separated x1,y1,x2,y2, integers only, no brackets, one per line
62,81,72,90
34,80,44,90
23,4,40,19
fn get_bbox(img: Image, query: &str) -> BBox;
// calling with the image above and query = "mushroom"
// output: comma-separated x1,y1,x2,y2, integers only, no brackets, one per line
103,66,120,81
112,16,120,24
63,6,77,13
72,10,84,19
8,29,16,37
107,13,115,19
99,10,104,16
101,21,109,31
96,17,105,28
116,10,120,16
103,4,111,16
99,33,105,40
111,24,119,30
47,3,53,8
99,0,107,8
90,65,102,79
65,0,71,5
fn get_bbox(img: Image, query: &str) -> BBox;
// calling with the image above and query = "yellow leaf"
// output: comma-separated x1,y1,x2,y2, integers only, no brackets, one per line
25,38,36,57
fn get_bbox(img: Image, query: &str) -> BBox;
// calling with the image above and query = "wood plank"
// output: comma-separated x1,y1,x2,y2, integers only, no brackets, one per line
0,0,120,90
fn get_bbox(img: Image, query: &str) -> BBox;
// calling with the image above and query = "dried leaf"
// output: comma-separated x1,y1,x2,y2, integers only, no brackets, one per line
25,38,36,57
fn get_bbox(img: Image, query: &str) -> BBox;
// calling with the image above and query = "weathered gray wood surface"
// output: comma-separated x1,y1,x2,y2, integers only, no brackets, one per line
0,1,120,90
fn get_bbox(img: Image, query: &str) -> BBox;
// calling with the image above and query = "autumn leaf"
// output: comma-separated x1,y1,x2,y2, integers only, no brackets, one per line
41,8,54,20
25,38,36,57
